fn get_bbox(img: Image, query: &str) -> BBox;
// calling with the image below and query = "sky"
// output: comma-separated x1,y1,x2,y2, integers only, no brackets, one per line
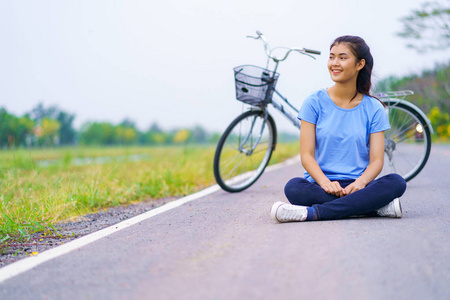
1,0,449,133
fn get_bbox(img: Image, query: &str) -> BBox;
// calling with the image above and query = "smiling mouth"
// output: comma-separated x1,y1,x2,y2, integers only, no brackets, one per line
331,69,342,74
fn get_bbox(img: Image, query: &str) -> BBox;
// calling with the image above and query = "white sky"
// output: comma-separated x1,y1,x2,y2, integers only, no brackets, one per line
1,0,449,133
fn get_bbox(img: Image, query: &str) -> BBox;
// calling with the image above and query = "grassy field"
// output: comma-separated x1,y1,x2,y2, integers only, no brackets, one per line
0,143,299,241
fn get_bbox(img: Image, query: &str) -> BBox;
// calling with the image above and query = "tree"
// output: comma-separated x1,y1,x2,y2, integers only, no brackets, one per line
119,119,137,129
57,111,76,145
375,63,449,113
190,125,208,144
148,122,163,133
80,122,117,145
173,129,191,144
140,122,167,145
397,1,450,52
151,132,168,145
427,106,450,137
16,116,35,147
116,119,139,144
0,108,35,147
29,103,58,120
28,103,76,145
36,118,61,146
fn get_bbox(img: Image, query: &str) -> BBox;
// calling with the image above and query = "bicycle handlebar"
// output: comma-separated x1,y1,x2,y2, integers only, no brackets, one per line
247,31,321,62
304,48,321,55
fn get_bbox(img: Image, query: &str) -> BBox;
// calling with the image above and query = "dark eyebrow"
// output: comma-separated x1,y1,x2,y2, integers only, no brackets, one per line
329,52,349,56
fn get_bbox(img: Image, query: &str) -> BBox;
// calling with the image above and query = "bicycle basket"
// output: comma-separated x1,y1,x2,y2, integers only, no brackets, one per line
234,65,279,105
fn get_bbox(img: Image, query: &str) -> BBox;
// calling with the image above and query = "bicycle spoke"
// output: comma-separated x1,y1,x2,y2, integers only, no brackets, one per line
381,101,431,181
220,151,243,174
214,111,275,192
391,121,417,141
223,154,247,180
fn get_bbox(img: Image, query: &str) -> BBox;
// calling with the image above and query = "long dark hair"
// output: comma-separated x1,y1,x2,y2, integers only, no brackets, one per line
330,35,374,98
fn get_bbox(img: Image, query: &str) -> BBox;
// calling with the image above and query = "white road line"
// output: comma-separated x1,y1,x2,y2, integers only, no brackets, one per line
0,156,300,283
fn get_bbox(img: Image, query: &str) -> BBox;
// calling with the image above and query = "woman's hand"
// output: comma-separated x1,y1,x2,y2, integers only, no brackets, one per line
320,181,345,197
343,180,367,195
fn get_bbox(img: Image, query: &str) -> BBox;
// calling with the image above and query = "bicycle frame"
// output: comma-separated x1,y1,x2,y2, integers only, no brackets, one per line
238,31,319,135
270,89,301,129
241,89,298,158
238,109,270,155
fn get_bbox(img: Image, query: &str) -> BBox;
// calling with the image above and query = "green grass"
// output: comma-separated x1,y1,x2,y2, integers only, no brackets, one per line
0,143,299,241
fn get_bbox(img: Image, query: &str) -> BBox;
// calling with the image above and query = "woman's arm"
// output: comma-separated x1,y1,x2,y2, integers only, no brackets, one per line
300,120,344,197
343,131,385,195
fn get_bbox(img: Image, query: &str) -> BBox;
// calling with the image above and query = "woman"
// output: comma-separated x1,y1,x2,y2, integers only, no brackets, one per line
271,35,407,222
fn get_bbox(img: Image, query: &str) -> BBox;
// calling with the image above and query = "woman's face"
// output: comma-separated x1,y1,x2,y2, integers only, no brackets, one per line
328,43,365,84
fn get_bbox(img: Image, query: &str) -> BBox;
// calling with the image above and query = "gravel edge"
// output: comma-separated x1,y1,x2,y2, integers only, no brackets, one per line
0,197,177,268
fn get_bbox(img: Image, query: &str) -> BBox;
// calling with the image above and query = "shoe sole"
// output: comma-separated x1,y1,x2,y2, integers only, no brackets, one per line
270,201,285,222
394,198,402,218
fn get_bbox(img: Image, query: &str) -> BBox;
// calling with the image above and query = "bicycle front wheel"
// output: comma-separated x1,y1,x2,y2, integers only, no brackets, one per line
381,100,432,182
213,110,277,193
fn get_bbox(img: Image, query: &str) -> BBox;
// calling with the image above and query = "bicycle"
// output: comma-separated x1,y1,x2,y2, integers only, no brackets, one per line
213,31,433,193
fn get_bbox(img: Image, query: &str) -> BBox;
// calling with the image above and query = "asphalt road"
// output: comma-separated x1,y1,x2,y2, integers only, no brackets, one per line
1,145,449,300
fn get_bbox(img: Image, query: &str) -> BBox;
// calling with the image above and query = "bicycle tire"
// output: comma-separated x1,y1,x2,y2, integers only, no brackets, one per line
213,110,277,192
381,100,432,182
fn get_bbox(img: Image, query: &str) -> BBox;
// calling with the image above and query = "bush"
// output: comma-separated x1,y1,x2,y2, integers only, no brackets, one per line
427,106,450,139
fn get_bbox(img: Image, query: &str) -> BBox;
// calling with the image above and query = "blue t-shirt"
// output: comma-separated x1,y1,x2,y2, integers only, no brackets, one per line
298,89,390,182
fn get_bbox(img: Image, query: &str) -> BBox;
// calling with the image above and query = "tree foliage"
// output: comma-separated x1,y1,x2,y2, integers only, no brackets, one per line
397,1,450,52
0,108,34,147
78,121,217,146
57,111,76,145
375,62,450,113
38,118,61,146
376,62,450,139
173,129,191,144
427,106,450,138
27,103,76,145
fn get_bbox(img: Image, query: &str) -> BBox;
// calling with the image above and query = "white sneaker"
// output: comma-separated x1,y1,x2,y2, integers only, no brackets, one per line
376,198,402,218
270,201,308,223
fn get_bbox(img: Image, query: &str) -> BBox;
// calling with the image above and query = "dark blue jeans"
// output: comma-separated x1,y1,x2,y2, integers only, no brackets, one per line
284,174,407,220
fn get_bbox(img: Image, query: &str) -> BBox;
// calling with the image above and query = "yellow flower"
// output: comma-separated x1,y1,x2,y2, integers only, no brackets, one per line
31,252,39,256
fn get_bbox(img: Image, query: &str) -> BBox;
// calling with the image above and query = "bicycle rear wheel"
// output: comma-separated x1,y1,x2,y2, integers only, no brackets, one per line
213,110,277,192
381,100,432,182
